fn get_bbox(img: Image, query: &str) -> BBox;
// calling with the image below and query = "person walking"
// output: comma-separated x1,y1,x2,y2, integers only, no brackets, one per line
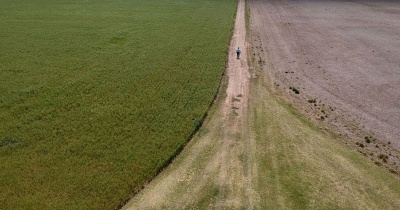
236,47,241,59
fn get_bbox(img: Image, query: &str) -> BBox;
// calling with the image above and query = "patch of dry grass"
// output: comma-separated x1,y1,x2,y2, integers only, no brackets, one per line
252,73,400,209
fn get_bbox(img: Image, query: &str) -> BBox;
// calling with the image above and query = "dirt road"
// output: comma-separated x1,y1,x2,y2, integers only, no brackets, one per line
248,0,400,167
123,0,253,208
122,0,400,209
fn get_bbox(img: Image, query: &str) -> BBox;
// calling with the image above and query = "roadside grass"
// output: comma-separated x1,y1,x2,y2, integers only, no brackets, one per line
0,0,237,209
251,74,400,209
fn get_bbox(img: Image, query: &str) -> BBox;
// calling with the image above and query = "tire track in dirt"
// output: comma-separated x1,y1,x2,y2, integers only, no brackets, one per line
122,0,254,208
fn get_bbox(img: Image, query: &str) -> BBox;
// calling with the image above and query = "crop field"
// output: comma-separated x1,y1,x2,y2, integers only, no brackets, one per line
0,0,237,209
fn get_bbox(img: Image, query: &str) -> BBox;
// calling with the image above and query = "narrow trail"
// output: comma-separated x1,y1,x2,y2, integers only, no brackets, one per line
122,0,253,208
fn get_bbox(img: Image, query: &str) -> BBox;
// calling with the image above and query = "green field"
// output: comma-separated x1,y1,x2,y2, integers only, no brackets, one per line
0,0,237,208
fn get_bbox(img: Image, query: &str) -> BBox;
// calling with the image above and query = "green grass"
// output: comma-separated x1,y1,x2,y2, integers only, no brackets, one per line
251,75,400,209
0,0,237,209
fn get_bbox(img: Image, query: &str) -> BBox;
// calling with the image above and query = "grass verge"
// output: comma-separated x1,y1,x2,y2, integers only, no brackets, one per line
249,60,400,210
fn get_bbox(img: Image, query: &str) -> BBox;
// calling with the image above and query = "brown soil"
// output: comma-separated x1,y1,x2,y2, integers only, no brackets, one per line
248,0,400,171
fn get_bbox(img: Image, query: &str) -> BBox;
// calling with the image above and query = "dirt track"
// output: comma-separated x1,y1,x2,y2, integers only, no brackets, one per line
249,0,400,165
122,0,252,208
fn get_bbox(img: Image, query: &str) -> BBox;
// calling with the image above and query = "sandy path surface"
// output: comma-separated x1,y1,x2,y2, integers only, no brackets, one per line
122,0,253,208
249,0,400,167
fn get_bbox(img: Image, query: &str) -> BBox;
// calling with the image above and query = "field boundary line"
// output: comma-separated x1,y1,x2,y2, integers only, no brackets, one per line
116,3,240,209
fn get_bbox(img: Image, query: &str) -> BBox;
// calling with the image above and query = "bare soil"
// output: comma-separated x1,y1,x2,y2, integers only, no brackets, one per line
248,0,400,171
